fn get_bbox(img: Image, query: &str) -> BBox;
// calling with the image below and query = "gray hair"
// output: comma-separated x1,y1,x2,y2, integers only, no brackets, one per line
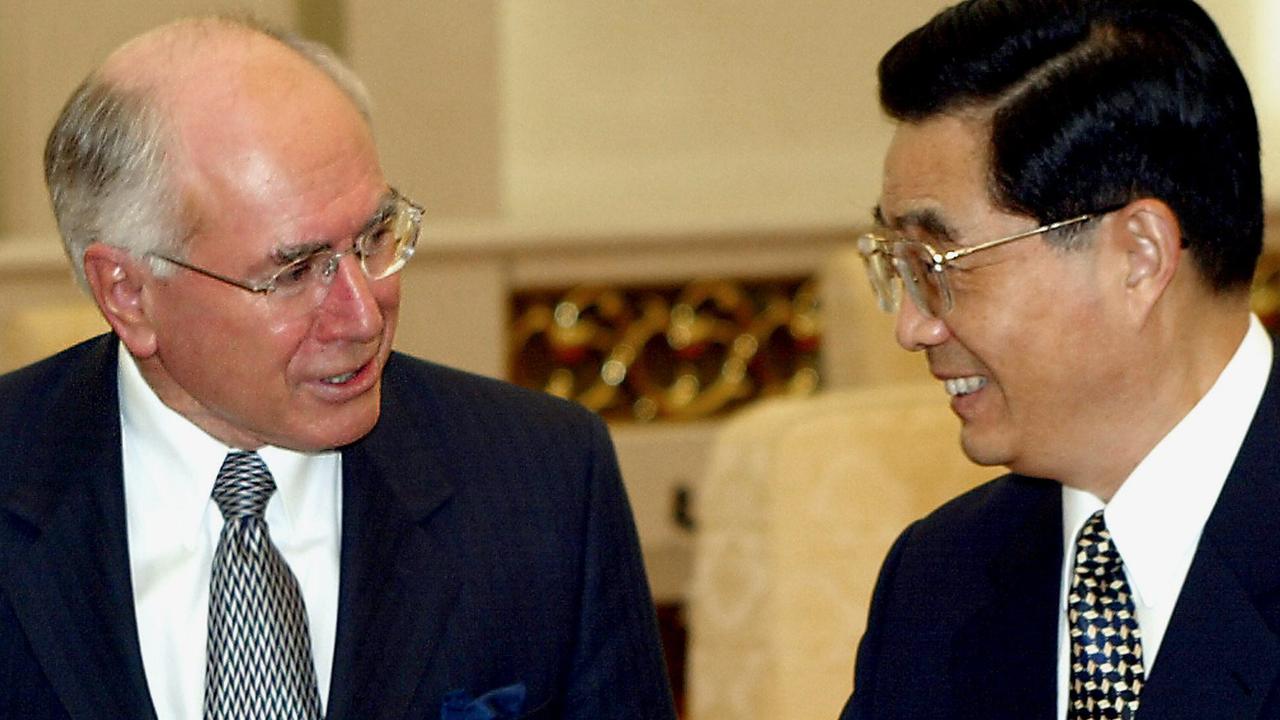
43,16,373,291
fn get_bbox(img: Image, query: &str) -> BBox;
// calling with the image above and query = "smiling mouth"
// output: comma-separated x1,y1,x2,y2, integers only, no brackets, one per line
945,376,986,397
320,361,369,385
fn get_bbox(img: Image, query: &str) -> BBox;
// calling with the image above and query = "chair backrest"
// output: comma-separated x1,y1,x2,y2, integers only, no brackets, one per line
687,382,992,720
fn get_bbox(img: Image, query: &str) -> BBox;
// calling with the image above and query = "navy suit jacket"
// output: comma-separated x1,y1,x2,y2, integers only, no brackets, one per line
842,349,1280,719
0,334,676,719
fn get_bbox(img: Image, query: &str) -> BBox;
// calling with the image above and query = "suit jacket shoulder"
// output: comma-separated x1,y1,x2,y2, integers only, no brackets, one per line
846,471,1063,719
327,352,677,720
0,335,153,719
379,350,608,449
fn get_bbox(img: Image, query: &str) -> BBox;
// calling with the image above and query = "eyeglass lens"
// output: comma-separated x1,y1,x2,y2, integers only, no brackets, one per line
857,234,902,314
859,236,953,319
889,241,950,318
267,200,419,315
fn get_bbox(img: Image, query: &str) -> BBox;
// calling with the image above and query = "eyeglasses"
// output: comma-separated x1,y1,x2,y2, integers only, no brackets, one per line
856,211,1106,318
148,188,423,316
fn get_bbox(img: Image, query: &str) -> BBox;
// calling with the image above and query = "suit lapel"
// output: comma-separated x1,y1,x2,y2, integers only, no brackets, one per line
0,336,156,718
951,478,1062,716
1138,355,1280,719
326,371,459,720
1137,547,1280,718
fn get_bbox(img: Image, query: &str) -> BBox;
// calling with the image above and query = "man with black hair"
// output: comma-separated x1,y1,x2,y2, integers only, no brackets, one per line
843,0,1275,717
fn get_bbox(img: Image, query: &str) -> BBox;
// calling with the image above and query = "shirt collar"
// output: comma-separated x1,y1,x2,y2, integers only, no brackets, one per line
1062,315,1272,609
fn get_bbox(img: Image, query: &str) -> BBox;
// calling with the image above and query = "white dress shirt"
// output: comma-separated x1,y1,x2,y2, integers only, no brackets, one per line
1054,315,1273,718
118,345,343,720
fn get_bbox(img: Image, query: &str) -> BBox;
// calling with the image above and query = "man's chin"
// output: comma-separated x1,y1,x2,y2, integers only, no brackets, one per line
285,397,382,452
959,427,1014,468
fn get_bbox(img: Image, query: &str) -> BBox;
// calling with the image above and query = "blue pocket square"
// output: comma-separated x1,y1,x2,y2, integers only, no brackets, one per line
441,682,527,720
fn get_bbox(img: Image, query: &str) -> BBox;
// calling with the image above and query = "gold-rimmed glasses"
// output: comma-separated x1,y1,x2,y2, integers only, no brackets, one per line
148,188,423,316
856,211,1109,318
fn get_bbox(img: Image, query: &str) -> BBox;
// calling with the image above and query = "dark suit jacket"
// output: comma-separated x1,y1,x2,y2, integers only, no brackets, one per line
842,350,1280,719
0,334,676,719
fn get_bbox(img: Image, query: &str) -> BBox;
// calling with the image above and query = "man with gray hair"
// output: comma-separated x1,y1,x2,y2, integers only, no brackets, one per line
0,17,675,719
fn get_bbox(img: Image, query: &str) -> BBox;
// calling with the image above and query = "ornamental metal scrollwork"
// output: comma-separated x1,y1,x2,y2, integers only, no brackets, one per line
510,277,820,421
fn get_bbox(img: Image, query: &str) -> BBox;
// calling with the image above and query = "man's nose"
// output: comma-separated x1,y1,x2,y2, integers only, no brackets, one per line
895,294,950,351
314,254,383,341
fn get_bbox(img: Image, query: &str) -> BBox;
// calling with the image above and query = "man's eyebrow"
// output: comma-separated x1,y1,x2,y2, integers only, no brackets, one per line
272,241,330,264
873,205,957,243
356,191,398,234
270,191,398,264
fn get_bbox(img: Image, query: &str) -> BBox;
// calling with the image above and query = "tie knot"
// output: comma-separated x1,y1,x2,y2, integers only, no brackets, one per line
1074,509,1122,571
212,450,277,520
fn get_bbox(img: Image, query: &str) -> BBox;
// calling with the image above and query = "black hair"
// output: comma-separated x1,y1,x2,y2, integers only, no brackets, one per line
879,0,1262,291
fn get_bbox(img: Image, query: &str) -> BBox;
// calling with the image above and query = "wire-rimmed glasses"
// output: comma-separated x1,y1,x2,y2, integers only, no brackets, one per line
148,188,423,316
856,212,1106,318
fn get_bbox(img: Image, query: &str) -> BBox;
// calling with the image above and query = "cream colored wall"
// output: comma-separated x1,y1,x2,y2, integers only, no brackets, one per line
1201,0,1280,211
346,0,503,221
0,1,296,240
498,1,944,233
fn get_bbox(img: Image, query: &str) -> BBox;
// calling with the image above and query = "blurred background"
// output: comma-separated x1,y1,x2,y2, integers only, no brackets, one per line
1,1,1276,717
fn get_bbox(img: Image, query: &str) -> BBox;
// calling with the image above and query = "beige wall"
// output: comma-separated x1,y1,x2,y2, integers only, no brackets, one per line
497,1,942,232
0,0,296,240
1201,0,1280,206
347,0,503,221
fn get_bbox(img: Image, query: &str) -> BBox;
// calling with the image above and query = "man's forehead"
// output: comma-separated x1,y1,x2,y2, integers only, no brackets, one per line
875,113,1000,237
133,29,379,236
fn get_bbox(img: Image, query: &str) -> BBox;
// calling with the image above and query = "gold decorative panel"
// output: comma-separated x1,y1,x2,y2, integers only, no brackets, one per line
510,277,820,422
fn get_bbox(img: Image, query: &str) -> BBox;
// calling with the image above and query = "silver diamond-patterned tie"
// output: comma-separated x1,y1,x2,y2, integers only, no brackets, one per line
204,450,322,720
1067,510,1144,720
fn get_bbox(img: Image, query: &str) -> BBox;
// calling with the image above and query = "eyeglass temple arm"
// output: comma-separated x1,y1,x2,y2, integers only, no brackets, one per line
937,213,1097,265
149,253,273,294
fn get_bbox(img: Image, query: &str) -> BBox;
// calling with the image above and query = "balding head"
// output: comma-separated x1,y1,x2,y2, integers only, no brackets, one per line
45,16,372,289
100,17,370,122
59,16,402,451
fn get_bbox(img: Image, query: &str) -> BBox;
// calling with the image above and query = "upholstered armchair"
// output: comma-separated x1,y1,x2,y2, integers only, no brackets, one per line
686,247,991,720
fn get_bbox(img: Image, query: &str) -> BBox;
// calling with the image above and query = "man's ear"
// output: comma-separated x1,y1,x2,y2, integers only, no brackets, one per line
1107,198,1182,323
82,243,159,358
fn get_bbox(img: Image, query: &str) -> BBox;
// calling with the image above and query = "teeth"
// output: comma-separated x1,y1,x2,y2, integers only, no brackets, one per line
323,370,357,385
945,376,986,397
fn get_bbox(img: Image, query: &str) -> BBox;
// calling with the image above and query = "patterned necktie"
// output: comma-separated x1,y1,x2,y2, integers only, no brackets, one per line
1067,510,1144,720
204,450,323,720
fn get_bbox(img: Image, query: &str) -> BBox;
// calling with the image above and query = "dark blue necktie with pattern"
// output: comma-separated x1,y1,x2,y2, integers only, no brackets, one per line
1067,509,1145,719
204,450,322,720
